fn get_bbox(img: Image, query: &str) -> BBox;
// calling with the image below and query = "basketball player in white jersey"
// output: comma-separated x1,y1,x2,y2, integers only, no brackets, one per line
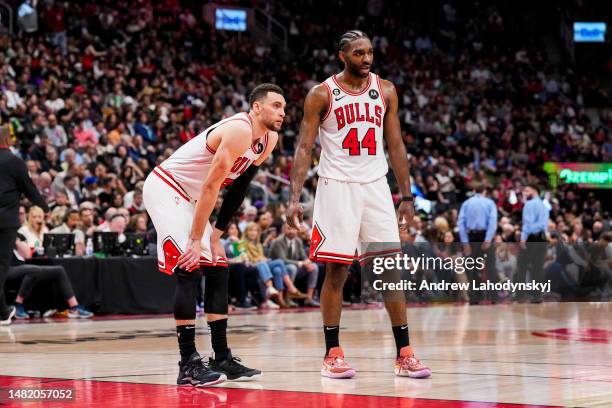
143,84,286,386
288,31,431,379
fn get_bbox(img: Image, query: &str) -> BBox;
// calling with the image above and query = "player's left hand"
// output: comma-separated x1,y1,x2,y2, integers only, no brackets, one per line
397,201,415,231
210,228,226,266
287,201,304,228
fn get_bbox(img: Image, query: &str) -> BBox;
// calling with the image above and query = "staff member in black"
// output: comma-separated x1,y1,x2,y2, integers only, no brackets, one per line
0,125,49,325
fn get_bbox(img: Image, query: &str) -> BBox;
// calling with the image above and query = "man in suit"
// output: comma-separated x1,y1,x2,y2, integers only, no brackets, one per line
59,175,82,209
269,224,320,306
0,125,49,325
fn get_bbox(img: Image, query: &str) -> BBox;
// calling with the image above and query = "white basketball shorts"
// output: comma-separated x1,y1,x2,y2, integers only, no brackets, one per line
309,176,401,265
143,167,227,275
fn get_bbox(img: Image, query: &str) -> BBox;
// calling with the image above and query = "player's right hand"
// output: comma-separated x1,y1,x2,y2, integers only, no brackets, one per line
287,201,303,228
177,239,201,271
210,227,226,266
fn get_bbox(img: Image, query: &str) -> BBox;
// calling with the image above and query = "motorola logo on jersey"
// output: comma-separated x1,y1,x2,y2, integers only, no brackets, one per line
369,89,379,100
332,89,341,96
334,102,383,131
254,142,265,154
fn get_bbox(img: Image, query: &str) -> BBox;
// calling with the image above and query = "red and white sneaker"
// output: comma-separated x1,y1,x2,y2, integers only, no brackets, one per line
321,347,356,379
395,346,431,378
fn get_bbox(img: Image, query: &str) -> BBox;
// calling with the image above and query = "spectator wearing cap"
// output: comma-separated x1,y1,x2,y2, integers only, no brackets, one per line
82,176,99,203
458,183,498,304
516,184,550,303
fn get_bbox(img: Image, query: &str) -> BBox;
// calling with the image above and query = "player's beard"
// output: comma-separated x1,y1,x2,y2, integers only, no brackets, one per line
345,59,370,78
263,116,282,132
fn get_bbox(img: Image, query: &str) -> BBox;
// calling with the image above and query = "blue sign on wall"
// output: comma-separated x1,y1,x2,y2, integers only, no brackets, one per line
216,9,247,32
573,22,606,42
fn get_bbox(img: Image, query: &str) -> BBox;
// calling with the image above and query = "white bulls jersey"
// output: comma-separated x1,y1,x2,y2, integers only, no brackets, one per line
157,112,269,201
318,72,388,183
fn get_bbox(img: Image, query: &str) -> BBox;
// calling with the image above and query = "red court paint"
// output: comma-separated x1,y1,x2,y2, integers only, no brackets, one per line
0,375,558,408
532,328,611,343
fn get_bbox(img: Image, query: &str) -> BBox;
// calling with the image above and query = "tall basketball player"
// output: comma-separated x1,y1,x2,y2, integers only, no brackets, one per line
143,84,286,386
288,31,431,378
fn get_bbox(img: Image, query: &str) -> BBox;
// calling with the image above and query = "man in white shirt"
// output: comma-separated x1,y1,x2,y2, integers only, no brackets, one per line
4,81,24,111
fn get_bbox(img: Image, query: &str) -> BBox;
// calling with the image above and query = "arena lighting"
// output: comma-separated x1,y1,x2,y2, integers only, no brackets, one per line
573,22,607,42
543,162,612,189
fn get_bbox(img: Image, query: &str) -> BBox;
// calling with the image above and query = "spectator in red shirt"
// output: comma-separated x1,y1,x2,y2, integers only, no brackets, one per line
73,121,97,148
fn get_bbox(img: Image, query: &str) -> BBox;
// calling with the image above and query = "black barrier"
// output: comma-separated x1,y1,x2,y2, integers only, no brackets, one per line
4,257,175,314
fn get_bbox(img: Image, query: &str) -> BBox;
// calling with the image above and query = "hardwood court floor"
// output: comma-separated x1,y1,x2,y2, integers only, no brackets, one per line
0,302,610,407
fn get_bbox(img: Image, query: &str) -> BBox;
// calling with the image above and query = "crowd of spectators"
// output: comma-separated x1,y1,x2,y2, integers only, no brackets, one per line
1,0,610,309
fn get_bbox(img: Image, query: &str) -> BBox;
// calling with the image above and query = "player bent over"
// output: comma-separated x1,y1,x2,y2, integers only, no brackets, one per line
143,84,286,385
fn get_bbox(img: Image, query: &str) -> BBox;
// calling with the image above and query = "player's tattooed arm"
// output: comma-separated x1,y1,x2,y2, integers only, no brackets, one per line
380,78,414,229
288,84,328,227
381,79,412,197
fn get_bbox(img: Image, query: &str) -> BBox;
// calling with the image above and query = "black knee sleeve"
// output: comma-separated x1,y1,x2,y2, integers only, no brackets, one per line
203,266,229,315
174,267,202,320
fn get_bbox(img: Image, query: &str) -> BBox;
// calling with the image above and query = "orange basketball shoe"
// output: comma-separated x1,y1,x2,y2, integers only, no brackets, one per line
395,346,431,378
321,347,356,379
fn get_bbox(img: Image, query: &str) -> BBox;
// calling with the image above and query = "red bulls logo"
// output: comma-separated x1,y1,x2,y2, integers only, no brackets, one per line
334,102,382,131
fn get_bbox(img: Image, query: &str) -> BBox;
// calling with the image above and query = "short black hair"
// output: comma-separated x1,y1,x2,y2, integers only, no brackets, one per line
528,183,540,193
249,83,284,107
63,209,80,223
339,30,370,51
